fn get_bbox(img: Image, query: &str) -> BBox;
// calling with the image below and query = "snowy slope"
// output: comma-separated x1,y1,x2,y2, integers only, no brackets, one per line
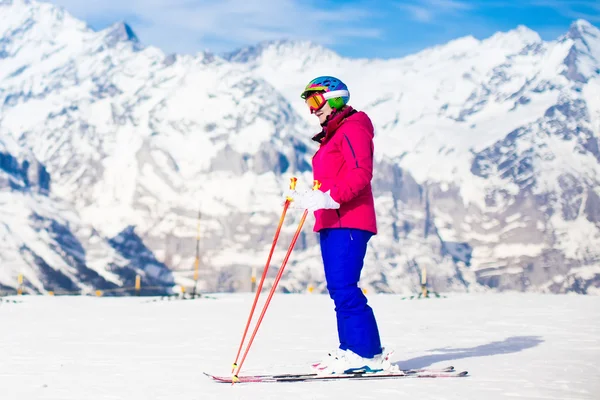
0,293,598,399
1,0,599,294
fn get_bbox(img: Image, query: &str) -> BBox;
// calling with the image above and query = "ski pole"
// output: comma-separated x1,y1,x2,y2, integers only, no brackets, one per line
232,180,321,383
231,177,298,373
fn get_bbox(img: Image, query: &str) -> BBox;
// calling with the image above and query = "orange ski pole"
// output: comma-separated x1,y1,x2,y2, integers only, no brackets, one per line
232,180,321,383
231,177,298,373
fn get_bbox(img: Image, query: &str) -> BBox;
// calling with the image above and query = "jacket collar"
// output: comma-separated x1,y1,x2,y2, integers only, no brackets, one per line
311,106,357,144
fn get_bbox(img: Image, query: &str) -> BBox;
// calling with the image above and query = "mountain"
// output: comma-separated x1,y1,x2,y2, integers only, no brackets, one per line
0,134,174,294
0,0,598,295
224,21,600,294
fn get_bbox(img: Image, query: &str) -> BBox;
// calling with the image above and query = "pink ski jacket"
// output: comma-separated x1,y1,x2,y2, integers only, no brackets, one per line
311,106,377,234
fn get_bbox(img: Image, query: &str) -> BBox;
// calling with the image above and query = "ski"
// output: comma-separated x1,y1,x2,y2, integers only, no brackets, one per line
227,364,455,380
205,366,468,384
206,365,455,382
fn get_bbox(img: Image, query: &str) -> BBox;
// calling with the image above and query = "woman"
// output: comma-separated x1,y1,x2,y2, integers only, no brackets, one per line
288,76,388,375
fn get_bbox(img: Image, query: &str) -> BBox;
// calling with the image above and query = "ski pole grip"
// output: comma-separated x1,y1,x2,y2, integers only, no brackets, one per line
286,177,298,202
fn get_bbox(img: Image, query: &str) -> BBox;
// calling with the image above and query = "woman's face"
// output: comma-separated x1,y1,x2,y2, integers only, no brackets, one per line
309,94,333,124
311,100,333,125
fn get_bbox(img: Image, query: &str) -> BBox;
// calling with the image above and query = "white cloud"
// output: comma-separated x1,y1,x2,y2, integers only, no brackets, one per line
397,0,472,23
427,0,471,11
45,0,383,54
402,4,434,23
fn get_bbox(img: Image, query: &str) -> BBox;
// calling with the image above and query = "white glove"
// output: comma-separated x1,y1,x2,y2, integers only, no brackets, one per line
289,190,340,212
282,189,298,205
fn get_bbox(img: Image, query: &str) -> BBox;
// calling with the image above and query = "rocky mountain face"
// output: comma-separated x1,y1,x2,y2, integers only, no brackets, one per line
0,0,598,295
0,135,174,294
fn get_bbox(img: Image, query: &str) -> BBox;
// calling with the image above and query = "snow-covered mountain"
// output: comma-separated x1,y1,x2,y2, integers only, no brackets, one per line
1,0,598,295
0,134,174,294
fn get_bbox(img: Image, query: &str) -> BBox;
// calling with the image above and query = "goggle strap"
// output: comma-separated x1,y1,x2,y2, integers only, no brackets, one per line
323,90,349,99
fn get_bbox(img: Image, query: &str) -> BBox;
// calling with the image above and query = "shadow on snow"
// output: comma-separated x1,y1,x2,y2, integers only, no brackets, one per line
394,335,544,369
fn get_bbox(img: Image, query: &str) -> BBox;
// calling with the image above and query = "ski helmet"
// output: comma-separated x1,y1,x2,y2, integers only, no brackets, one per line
300,76,350,110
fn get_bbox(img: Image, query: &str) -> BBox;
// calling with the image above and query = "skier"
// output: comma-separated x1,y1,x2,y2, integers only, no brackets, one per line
287,76,390,374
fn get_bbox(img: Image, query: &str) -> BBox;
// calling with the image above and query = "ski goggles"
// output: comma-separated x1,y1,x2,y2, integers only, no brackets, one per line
304,90,349,113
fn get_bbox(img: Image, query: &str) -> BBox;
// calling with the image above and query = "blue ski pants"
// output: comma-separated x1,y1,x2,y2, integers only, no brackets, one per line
319,228,382,358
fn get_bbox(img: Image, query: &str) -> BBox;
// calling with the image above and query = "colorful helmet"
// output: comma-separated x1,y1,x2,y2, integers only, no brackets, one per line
300,76,350,110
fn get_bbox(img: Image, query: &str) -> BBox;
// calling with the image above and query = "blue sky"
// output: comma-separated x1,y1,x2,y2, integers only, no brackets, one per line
47,0,600,58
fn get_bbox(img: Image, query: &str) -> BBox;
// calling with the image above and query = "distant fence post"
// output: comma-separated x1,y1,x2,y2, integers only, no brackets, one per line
251,266,257,293
192,210,201,299
421,266,429,298
135,275,141,297
17,274,23,295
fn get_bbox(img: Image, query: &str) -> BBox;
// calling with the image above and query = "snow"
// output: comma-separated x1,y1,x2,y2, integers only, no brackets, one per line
0,190,130,291
0,293,598,399
492,243,545,258
551,213,600,261
583,79,600,134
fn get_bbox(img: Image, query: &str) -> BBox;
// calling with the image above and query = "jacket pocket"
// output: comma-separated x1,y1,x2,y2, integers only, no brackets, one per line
336,209,342,228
